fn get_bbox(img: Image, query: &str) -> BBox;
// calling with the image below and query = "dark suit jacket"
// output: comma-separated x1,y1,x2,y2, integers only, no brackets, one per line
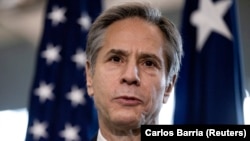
91,133,97,141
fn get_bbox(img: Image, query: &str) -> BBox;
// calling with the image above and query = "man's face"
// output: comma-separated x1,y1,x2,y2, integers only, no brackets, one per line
86,17,173,129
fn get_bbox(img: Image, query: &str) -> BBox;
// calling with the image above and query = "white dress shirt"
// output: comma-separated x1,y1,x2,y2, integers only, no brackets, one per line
97,129,107,141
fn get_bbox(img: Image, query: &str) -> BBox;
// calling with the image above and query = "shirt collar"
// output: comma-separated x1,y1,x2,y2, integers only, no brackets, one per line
97,129,107,141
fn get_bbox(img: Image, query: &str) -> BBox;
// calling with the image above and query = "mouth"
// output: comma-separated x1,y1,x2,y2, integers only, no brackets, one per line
114,96,143,106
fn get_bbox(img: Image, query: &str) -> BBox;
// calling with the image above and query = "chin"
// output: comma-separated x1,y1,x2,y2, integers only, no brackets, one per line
112,115,141,129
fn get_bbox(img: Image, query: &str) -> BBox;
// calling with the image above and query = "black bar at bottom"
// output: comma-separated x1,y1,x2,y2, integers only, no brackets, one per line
141,125,250,141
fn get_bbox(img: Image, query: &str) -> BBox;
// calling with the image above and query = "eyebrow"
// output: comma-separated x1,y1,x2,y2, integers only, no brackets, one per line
106,49,129,57
138,53,161,61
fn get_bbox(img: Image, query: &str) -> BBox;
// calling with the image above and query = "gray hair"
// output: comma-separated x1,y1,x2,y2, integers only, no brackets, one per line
86,2,183,80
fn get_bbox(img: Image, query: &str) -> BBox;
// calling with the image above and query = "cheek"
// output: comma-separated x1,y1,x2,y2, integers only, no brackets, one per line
143,83,165,113
92,67,113,90
92,70,115,104
143,69,166,112
92,76,111,115
91,71,121,119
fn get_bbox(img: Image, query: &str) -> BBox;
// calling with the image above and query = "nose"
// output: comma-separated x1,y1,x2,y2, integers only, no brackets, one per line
120,62,140,86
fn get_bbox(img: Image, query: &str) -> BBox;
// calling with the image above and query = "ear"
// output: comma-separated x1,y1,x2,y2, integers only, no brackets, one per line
163,75,177,103
85,61,94,97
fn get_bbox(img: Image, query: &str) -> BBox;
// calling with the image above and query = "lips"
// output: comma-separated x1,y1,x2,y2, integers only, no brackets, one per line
114,96,143,106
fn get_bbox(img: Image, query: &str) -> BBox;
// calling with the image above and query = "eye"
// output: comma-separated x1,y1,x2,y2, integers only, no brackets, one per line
142,59,161,69
144,60,155,67
110,56,122,63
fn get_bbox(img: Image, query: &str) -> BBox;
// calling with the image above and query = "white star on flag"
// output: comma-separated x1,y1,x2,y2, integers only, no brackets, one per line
29,120,48,140
66,86,86,107
48,6,67,26
77,13,91,31
191,0,233,51
71,48,87,69
34,81,54,103
41,43,61,65
25,0,102,140
59,123,81,141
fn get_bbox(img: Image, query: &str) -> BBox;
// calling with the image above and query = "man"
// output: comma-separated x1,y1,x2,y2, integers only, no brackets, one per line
85,2,183,141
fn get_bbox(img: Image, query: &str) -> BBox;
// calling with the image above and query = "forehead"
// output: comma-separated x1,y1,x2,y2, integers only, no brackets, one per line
105,17,164,40
100,17,166,56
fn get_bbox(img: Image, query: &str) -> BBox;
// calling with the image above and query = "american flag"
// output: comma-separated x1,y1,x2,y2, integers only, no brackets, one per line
25,0,102,140
174,0,244,124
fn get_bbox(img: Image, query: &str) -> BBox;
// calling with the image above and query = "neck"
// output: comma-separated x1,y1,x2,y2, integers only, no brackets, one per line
100,126,141,141
98,112,159,141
